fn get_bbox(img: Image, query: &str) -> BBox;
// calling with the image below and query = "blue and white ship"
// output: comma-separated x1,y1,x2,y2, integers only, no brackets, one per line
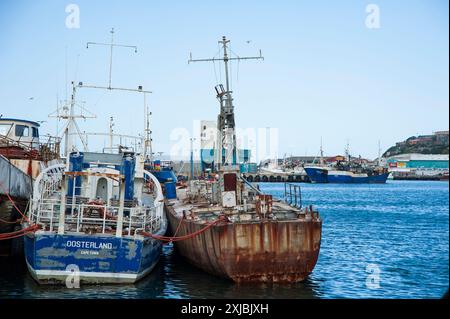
22,30,167,284
23,151,166,284
304,166,389,184
304,141,389,184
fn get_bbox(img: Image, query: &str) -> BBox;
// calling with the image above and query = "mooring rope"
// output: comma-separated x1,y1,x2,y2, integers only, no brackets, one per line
0,180,31,223
0,179,228,242
161,214,185,245
0,180,39,240
141,215,228,243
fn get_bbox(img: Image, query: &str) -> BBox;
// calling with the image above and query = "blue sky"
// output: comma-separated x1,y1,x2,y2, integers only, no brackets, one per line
0,0,448,160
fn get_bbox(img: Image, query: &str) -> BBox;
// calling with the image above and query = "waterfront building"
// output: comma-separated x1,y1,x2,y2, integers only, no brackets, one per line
387,153,449,170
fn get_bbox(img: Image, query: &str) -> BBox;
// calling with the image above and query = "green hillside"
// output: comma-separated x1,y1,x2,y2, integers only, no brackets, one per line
384,134,449,157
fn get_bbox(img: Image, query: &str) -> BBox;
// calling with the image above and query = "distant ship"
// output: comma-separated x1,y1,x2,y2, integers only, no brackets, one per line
304,142,389,184
304,166,389,183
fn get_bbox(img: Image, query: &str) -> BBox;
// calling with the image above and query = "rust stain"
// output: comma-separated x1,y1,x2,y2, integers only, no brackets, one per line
165,201,322,283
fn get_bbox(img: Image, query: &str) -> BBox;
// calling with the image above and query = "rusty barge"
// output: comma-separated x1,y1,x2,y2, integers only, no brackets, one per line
165,36,322,283
165,181,322,282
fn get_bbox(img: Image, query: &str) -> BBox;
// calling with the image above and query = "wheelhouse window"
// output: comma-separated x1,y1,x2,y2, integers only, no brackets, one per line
15,125,30,137
0,124,12,136
32,127,39,138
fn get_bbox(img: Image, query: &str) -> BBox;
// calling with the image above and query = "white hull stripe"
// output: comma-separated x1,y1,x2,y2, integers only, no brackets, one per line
26,259,158,281
32,269,138,279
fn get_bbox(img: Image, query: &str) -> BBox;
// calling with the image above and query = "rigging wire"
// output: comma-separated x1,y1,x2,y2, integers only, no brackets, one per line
237,58,240,83
213,59,218,85
65,46,68,104
74,53,80,85
229,43,233,90
212,45,222,85
229,48,241,84
230,48,241,83
217,42,222,84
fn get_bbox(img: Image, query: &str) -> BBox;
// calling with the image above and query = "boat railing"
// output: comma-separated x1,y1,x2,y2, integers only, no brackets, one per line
29,195,164,236
29,164,165,236
284,183,302,209
0,133,60,161
240,175,263,195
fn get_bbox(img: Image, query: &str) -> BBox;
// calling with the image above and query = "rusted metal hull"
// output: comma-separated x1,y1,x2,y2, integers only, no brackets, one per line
165,201,322,283
0,155,32,256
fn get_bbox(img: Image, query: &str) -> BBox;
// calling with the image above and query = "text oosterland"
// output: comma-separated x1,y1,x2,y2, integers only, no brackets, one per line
66,240,113,249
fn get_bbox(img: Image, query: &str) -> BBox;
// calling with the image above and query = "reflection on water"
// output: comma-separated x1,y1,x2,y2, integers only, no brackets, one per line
157,245,321,299
0,181,448,299
0,244,320,299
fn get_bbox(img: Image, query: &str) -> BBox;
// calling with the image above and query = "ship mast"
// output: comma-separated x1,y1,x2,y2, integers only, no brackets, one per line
109,116,114,151
345,139,350,162
86,28,138,90
144,93,153,162
49,81,96,158
320,136,324,165
189,36,264,171
82,28,152,156
377,140,381,167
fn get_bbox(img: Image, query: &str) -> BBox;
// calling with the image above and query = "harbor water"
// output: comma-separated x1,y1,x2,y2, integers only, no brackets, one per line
0,180,448,299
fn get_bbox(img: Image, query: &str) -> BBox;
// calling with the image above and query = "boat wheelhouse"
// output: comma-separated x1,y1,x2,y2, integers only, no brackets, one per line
0,118,41,150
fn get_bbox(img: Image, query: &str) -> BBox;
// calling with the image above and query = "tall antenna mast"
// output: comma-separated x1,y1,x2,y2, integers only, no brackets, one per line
49,81,96,157
109,116,114,150
189,36,263,169
345,139,350,162
65,46,68,103
143,93,153,161
86,28,138,89
82,29,152,157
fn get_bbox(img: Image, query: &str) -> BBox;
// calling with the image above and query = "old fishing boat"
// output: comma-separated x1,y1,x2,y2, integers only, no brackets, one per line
304,144,389,184
164,37,322,283
304,165,389,183
0,118,60,256
22,30,167,284
23,151,166,284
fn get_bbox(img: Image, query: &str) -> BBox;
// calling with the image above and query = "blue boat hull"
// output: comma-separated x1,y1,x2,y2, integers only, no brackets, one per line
305,167,389,184
24,232,163,284
304,167,329,183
